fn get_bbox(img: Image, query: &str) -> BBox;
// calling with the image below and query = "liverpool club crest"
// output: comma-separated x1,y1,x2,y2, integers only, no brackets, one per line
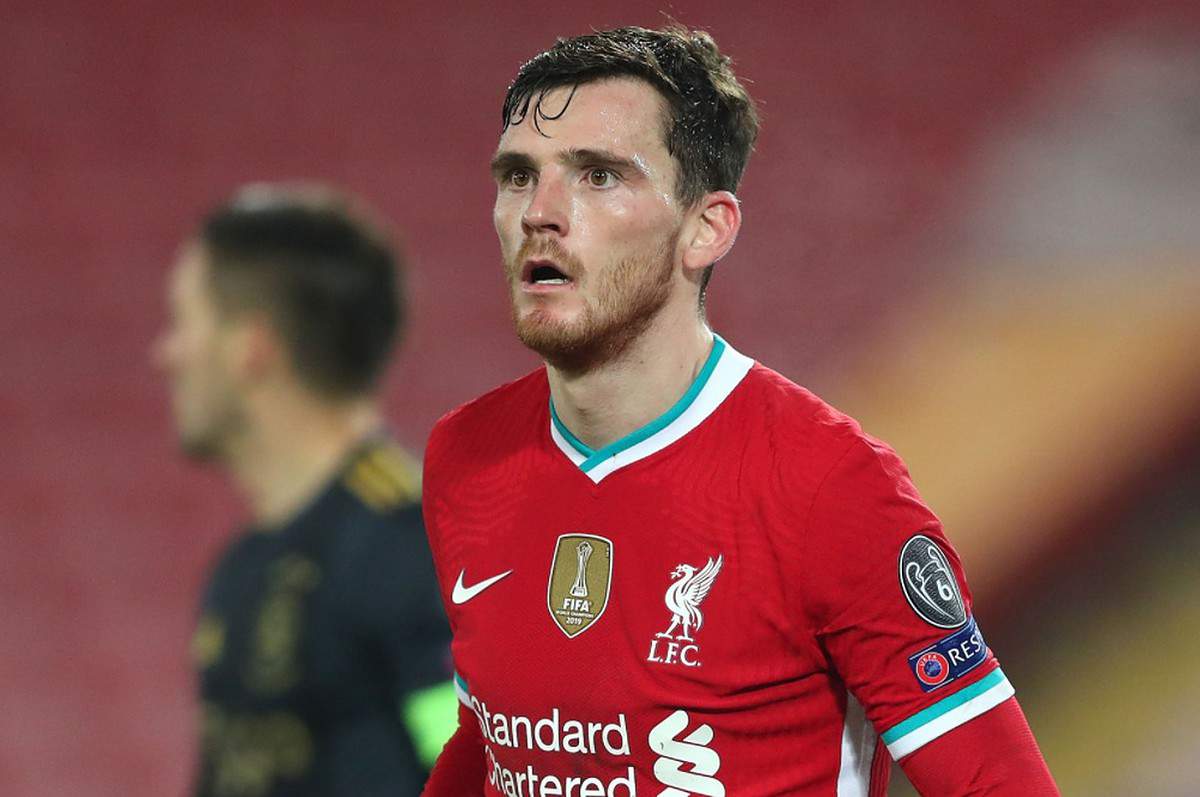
547,534,613,638
648,554,723,667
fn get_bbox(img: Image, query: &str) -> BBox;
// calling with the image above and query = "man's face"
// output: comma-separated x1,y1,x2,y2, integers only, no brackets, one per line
492,78,686,369
153,245,246,461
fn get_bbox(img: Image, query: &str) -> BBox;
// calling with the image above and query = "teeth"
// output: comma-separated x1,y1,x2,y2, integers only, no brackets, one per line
536,278,568,285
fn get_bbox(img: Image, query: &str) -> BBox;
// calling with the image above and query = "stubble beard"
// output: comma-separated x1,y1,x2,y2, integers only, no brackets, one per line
175,381,246,465
508,236,675,374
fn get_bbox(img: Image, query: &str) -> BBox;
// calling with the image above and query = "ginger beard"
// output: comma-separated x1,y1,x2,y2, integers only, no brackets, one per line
506,232,676,373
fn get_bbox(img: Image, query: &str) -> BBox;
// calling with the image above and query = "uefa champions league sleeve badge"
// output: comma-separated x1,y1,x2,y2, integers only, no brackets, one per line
899,535,967,629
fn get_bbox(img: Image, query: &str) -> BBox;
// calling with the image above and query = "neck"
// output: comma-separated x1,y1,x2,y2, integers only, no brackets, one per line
224,391,381,528
546,306,713,451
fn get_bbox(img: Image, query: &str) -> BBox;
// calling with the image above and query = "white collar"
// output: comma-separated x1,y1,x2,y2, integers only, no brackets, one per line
549,335,754,484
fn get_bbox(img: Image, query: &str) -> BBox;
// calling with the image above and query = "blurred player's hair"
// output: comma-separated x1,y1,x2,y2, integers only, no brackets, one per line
199,184,403,400
502,25,760,300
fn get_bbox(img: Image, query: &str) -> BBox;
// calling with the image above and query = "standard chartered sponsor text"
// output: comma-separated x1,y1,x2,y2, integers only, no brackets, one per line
471,697,635,797
471,698,630,755
486,749,636,797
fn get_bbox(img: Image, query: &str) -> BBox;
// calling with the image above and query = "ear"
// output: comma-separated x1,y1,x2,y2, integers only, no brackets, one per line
226,314,282,385
680,190,741,278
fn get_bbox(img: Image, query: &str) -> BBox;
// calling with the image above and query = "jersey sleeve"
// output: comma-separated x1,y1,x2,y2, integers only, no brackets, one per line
799,436,1016,761
419,417,492,790
419,418,456,624
900,696,1060,794
422,702,487,796
344,503,453,694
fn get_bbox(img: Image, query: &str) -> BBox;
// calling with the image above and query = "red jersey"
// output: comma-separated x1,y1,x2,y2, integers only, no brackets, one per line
423,337,1015,796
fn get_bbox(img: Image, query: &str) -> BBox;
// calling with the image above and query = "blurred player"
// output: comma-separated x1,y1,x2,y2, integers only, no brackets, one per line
422,26,1059,795
155,184,453,796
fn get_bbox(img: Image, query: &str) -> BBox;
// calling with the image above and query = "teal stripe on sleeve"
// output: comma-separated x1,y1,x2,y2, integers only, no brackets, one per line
881,668,1007,744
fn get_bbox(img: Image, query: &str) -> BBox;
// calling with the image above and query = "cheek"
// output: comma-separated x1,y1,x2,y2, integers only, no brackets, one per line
181,331,223,388
175,344,210,399
494,197,523,241
492,200,520,260
163,326,200,376
582,197,673,254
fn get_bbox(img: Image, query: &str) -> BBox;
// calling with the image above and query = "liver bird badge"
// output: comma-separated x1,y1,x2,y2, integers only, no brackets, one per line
656,555,723,641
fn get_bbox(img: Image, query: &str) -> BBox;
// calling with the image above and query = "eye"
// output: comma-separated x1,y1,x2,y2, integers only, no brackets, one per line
587,168,617,188
507,169,533,189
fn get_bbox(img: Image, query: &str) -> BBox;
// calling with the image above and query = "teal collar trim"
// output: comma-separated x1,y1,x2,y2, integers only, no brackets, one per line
550,336,728,474
548,400,595,458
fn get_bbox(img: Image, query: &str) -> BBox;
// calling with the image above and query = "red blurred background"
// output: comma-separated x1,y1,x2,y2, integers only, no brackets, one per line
3,2,1198,794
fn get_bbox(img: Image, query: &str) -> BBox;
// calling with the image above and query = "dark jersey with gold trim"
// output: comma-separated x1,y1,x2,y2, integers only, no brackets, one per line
193,440,450,797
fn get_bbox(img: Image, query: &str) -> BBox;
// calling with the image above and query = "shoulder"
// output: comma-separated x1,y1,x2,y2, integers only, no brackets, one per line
314,440,424,557
317,496,441,634
201,529,259,592
735,362,874,472
339,439,422,514
733,370,947,629
430,368,547,439
323,492,431,586
728,362,926,539
752,368,937,560
425,368,548,471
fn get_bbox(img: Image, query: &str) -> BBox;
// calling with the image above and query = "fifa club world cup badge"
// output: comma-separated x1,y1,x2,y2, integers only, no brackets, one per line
647,554,723,668
547,534,613,638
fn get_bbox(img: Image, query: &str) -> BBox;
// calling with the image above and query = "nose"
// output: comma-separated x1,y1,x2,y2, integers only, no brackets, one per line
521,173,569,237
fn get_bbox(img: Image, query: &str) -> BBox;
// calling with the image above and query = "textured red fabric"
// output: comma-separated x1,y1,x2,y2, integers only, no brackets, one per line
900,697,1059,795
421,355,1022,794
869,737,891,797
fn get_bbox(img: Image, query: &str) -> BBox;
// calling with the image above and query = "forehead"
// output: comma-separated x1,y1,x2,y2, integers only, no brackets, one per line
497,77,669,161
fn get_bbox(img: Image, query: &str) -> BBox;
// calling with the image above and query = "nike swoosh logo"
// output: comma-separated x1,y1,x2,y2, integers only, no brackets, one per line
452,569,513,605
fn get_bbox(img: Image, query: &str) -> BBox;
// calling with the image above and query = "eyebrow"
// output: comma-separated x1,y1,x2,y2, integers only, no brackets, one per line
489,148,649,181
561,148,647,178
490,151,536,181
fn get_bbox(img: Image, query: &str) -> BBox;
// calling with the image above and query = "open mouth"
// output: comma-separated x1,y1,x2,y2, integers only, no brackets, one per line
522,259,573,287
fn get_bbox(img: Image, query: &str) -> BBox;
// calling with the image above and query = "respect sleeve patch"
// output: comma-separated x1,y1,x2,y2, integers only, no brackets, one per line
908,616,988,691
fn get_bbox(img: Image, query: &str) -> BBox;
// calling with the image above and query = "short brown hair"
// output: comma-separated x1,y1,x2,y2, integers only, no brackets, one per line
502,25,759,208
199,184,403,399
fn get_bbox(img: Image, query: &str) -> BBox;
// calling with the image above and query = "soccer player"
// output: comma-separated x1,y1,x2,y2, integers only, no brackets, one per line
155,184,454,796
421,26,1059,796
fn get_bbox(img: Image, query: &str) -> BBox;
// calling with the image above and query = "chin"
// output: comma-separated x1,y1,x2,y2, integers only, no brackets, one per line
176,418,228,463
179,435,223,463
515,311,644,375
515,312,582,352
516,301,581,329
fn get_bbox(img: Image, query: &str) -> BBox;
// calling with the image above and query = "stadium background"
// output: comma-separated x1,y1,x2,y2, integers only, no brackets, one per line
3,1,1198,794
